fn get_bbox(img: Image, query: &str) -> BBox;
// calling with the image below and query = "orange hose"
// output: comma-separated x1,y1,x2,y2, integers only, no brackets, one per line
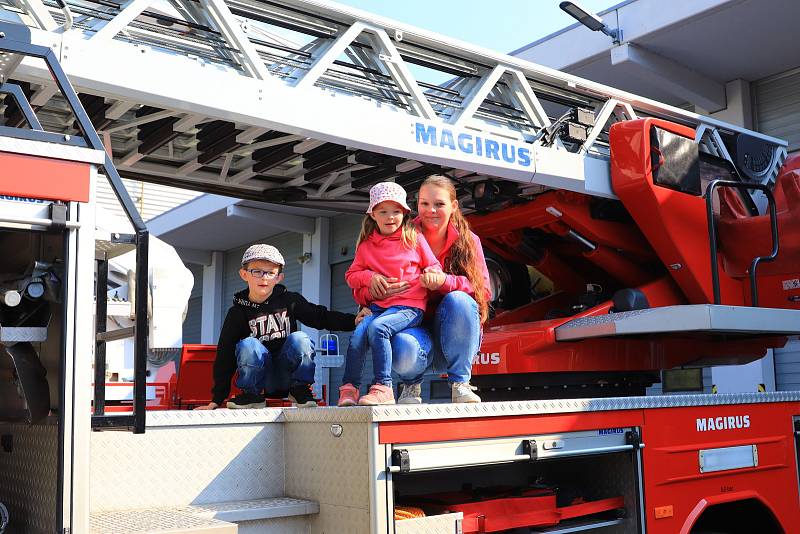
394,506,426,520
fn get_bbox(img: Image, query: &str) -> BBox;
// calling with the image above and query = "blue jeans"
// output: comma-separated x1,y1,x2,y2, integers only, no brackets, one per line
342,305,423,387
390,291,480,385
235,332,315,396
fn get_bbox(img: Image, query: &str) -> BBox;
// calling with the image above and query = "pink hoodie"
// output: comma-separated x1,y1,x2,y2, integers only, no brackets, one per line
351,221,491,316
345,227,441,311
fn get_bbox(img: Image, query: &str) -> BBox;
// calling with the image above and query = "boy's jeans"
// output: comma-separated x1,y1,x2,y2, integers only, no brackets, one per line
342,305,423,387
390,291,481,385
235,331,315,396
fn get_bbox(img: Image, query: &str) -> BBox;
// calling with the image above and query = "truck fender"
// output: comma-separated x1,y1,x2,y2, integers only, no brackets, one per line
679,490,780,534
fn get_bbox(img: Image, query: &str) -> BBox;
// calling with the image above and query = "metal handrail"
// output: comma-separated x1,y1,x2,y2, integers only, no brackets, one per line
0,23,149,434
704,180,779,307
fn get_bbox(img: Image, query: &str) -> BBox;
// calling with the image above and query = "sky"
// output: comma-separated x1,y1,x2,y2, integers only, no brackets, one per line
332,0,617,56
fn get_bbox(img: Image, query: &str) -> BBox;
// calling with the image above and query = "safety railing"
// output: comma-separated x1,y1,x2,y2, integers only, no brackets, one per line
704,180,779,307
0,21,149,433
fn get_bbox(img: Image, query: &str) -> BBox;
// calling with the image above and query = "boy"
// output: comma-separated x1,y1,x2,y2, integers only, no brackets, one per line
198,244,359,409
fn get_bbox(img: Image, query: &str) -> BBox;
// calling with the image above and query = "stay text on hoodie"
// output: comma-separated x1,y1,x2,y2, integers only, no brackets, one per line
212,285,356,404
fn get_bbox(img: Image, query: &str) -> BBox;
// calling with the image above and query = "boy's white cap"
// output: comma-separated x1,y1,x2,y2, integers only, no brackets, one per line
367,181,411,214
241,244,285,266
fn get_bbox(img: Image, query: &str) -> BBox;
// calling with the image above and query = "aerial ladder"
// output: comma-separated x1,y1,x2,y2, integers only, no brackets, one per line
8,0,795,397
1,1,800,532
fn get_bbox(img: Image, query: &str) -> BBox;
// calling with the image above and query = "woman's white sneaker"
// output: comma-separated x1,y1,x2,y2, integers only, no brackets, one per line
451,382,481,403
398,383,422,404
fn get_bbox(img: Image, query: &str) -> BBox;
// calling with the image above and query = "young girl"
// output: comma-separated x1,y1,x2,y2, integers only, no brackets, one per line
339,182,442,406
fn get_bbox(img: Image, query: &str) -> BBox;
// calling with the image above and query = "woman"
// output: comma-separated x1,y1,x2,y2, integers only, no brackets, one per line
367,175,490,404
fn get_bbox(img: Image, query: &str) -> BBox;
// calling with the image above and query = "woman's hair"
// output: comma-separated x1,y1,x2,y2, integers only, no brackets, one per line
357,209,417,249
420,175,489,323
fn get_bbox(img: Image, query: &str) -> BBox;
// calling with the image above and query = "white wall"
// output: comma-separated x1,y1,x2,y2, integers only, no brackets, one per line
97,178,201,222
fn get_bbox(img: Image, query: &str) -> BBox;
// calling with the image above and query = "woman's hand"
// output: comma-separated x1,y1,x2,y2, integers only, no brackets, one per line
369,274,410,299
420,268,446,290
355,306,372,325
194,402,219,410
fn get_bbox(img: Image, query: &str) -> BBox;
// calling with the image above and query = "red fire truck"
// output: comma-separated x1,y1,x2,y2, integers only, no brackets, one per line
1,1,800,532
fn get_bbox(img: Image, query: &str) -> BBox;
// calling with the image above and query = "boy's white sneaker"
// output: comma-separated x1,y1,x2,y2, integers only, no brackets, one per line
451,382,481,403
398,383,422,404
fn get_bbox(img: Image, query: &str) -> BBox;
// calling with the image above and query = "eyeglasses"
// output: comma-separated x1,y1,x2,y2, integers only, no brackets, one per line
246,269,280,279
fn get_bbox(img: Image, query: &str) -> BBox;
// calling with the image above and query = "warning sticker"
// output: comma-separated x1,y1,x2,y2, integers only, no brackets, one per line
782,279,800,290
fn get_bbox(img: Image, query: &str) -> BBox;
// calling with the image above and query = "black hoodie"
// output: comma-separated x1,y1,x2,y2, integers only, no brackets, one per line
212,285,356,404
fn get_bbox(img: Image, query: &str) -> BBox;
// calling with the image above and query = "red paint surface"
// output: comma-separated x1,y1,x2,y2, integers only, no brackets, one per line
642,402,800,533
379,410,642,444
382,401,800,531
0,151,90,202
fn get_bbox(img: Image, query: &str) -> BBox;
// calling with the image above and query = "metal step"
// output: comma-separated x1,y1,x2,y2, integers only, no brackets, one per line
90,509,237,534
554,304,800,341
180,497,319,523
90,497,318,534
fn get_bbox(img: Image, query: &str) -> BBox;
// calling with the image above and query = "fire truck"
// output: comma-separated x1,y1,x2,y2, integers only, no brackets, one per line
1,0,800,532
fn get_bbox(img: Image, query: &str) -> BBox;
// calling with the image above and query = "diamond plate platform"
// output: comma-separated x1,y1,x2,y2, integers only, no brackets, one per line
180,498,318,522
394,512,462,534
554,304,800,340
90,498,318,533
91,419,286,511
90,509,236,534
282,392,800,423
0,423,58,534
145,408,285,427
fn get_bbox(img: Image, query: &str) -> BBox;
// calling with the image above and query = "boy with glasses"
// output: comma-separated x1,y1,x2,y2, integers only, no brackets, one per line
197,244,360,409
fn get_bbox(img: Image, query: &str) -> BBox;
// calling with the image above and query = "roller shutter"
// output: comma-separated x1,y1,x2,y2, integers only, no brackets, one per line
775,337,800,391
181,263,203,343
755,67,800,153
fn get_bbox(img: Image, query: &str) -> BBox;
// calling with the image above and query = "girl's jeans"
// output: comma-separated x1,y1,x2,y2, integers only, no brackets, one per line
390,291,481,385
342,304,423,387
236,331,315,396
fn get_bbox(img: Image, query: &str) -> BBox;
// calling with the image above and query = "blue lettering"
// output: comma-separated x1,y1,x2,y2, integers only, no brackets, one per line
517,147,532,167
485,140,500,160
0,195,46,203
501,142,515,163
457,133,474,154
439,129,456,150
413,124,534,170
415,123,437,145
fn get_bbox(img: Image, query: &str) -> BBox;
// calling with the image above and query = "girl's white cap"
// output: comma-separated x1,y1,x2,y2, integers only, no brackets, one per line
367,182,411,213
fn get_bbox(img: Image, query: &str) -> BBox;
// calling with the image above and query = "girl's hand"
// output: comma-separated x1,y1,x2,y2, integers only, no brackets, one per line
420,270,446,290
369,275,410,299
369,273,391,298
355,306,372,325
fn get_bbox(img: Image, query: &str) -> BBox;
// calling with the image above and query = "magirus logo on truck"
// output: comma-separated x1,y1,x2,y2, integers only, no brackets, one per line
473,352,501,365
696,415,751,432
413,122,532,169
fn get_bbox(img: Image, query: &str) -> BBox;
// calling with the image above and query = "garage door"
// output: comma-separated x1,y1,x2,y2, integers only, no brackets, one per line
181,263,204,344
774,337,800,391
755,67,800,153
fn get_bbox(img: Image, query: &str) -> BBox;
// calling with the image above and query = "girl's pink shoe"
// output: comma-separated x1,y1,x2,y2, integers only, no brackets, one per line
358,384,395,405
338,384,360,407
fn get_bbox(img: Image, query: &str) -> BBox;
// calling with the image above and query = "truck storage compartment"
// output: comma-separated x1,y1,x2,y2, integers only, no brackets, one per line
0,219,68,534
391,428,641,533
